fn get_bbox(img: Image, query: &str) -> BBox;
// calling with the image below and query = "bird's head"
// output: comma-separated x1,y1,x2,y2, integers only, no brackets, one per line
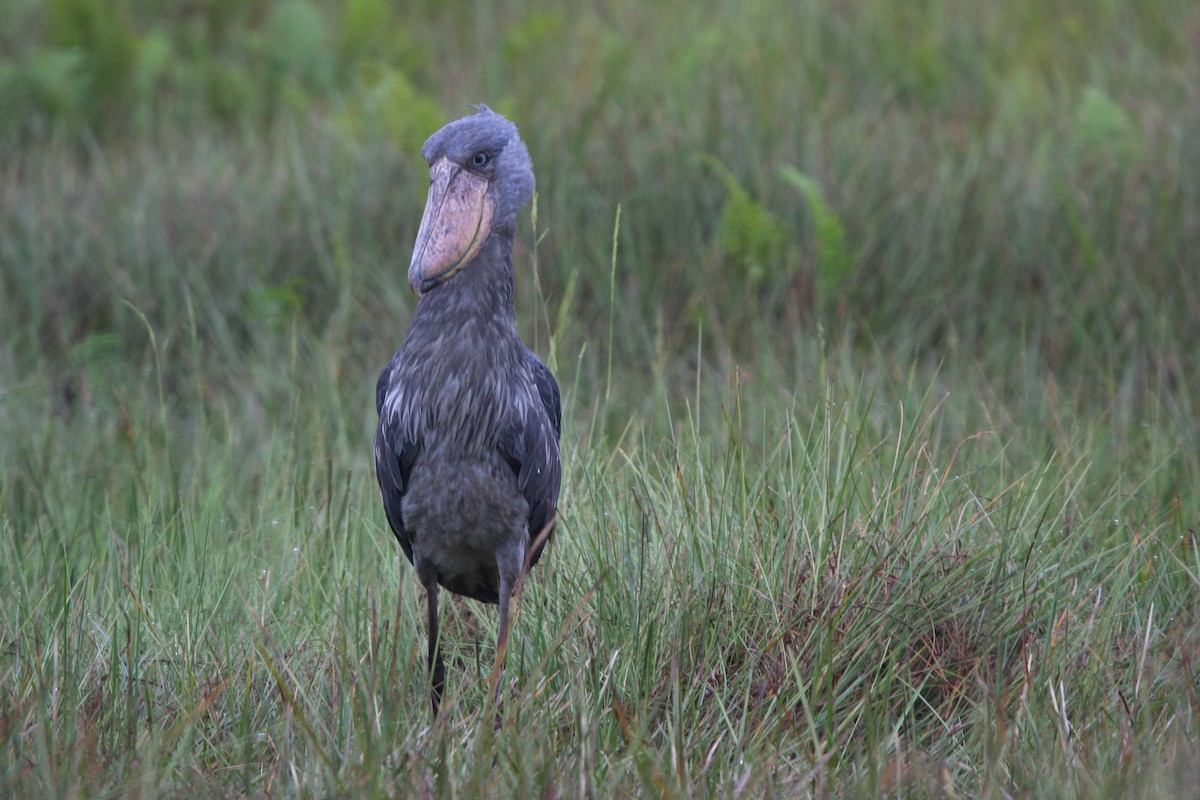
408,105,535,296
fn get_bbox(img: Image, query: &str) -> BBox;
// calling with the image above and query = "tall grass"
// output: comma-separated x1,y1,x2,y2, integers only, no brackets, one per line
2,0,1198,796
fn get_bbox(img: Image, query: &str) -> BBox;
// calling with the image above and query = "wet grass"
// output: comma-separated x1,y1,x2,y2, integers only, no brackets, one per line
2,0,1199,796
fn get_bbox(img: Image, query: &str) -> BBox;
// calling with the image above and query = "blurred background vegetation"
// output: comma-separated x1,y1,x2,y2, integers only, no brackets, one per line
3,0,1197,542
2,0,1196,398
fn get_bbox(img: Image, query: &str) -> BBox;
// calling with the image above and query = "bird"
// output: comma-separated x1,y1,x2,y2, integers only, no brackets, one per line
373,106,561,718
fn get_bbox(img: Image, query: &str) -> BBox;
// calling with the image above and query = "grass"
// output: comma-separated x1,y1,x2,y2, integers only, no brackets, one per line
2,0,1199,796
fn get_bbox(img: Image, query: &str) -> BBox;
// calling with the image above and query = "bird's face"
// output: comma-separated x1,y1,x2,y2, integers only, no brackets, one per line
408,106,535,296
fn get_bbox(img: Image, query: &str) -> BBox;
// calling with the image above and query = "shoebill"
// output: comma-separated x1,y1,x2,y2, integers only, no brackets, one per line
374,106,561,717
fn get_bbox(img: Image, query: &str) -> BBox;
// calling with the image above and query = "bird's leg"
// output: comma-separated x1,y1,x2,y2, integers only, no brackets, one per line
426,581,445,717
488,537,527,720
491,580,513,712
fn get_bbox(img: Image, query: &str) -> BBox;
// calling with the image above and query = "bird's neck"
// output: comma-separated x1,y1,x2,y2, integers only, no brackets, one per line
412,233,516,326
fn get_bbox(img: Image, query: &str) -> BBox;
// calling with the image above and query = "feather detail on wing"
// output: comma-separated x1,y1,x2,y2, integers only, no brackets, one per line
375,359,417,564
500,351,562,565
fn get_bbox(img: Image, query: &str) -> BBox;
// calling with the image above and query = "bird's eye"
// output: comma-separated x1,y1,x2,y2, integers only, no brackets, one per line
471,151,489,168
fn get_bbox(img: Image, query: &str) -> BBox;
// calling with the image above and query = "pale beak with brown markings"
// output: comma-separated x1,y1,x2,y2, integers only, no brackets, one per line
407,158,495,296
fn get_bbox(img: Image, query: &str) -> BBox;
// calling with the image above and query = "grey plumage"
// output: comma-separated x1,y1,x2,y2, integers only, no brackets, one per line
374,106,561,715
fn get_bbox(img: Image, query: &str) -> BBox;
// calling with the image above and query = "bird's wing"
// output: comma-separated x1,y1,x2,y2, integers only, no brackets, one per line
375,360,417,564
500,351,562,565
529,349,562,439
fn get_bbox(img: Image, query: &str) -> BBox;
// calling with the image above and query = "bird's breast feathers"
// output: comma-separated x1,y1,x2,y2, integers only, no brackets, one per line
380,348,540,453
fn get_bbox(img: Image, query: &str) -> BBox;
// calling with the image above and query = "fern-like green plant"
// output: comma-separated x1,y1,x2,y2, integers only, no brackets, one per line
779,165,853,299
46,0,138,128
698,153,790,285
336,62,443,152
1073,85,1141,168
